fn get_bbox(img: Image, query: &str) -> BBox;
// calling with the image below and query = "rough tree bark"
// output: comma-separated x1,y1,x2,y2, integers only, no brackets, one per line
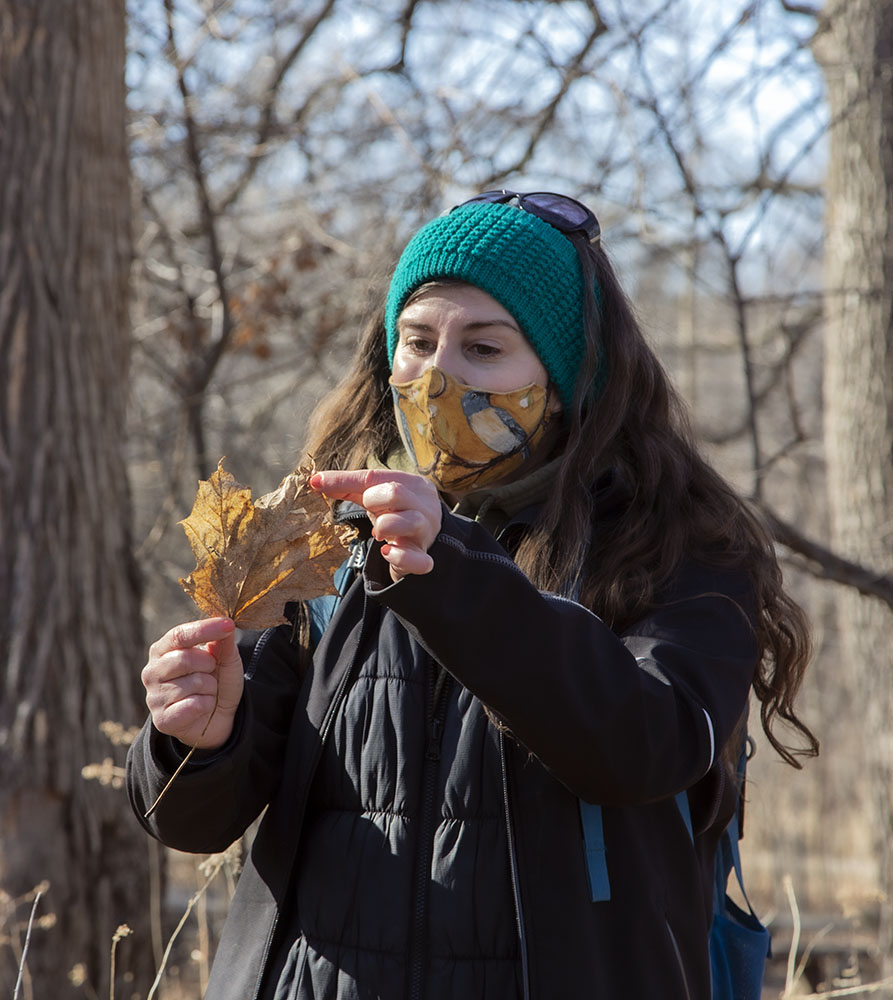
0,2,153,997
815,0,893,963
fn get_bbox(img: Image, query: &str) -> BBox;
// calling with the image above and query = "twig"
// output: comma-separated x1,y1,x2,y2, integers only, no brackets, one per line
790,976,893,998
780,0,820,15
196,860,211,993
218,0,338,213
793,921,834,987
12,889,43,1000
780,876,893,998
722,241,764,499
783,874,802,996
145,854,227,1000
109,925,132,1000
489,11,608,183
162,0,237,478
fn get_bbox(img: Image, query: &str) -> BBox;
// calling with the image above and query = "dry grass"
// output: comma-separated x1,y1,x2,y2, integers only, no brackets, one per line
6,851,893,999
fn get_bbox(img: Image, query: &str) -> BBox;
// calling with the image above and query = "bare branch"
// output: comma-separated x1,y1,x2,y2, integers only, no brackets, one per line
217,0,338,213
389,0,424,73
762,508,893,610
779,0,821,16
698,308,818,445
163,0,238,475
486,7,609,184
723,245,764,499
627,27,764,495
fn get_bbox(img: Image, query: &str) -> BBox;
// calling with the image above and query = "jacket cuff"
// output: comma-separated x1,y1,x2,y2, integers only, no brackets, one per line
363,502,466,595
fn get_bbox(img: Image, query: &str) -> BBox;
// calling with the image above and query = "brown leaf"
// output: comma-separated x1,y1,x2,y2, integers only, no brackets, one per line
179,459,353,628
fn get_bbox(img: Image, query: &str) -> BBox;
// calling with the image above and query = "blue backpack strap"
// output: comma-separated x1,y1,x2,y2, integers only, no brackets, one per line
717,743,762,922
579,800,611,902
697,736,771,1000
675,790,694,842
307,593,341,647
306,539,367,647
672,745,752,912
718,810,743,905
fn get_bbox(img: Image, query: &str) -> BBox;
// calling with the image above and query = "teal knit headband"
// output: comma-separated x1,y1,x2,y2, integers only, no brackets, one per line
385,200,604,413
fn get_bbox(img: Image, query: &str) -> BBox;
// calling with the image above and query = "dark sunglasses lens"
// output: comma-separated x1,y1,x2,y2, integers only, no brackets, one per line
524,193,591,229
454,190,599,241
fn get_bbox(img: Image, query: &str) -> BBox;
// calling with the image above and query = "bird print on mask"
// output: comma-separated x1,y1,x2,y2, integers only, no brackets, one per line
460,389,533,458
389,366,551,493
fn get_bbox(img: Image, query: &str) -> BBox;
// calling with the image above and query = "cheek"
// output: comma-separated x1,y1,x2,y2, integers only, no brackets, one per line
510,339,549,391
392,340,447,383
391,352,423,382
518,356,550,394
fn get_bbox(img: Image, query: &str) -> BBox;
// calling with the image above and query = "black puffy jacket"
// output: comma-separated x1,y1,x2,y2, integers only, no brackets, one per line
126,502,758,1000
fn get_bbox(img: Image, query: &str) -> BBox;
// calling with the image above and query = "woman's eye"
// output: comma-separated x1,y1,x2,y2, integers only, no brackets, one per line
403,337,434,354
469,343,500,359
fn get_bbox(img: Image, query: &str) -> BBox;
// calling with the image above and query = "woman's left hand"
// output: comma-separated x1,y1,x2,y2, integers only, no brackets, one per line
310,470,441,581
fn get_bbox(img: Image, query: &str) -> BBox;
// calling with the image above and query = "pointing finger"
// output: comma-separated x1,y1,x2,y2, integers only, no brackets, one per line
310,469,427,500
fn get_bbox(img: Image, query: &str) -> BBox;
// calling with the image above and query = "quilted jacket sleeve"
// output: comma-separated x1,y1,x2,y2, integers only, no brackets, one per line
125,623,307,854
364,508,758,806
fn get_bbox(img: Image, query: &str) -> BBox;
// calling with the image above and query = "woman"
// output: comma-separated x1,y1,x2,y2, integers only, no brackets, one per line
127,191,817,1000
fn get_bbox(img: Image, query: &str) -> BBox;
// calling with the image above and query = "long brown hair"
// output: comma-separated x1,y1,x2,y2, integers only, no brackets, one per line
305,236,818,768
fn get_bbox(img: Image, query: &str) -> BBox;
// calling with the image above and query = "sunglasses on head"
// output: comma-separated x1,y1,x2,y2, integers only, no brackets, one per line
453,189,601,245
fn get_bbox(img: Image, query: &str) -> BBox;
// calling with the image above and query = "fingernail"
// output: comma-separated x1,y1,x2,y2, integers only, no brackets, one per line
310,473,323,489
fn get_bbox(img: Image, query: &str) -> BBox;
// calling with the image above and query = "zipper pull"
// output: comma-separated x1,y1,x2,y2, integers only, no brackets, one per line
426,717,444,761
347,539,367,572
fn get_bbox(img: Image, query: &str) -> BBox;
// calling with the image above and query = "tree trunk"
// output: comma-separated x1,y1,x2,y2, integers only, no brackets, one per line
815,0,893,965
0,2,153,997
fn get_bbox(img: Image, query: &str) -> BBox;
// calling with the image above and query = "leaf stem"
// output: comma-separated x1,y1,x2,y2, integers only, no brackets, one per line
144,681,221,820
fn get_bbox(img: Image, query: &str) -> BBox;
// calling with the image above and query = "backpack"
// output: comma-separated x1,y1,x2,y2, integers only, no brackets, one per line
308,550,770,999
581,742,771,1000
703,744,772,1000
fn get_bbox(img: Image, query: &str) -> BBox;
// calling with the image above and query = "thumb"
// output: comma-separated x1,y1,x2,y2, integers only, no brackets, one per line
208,631,244,711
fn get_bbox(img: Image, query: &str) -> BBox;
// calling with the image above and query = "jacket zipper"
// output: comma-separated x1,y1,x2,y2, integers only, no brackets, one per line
665,919,693,1000
500,730,531,1000
489,522,531,999
251,590,376,1000
408,661,451,1000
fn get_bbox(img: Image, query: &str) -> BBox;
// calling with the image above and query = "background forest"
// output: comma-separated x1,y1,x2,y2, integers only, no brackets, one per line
1,0,892,997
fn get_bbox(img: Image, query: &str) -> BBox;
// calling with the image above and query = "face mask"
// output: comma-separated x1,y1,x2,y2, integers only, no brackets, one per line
389,366,552,493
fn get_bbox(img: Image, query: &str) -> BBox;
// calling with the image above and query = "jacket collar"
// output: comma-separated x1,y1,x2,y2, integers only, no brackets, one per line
330,458,632,539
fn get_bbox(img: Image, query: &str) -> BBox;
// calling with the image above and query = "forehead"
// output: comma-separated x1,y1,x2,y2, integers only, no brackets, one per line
398,282,519,325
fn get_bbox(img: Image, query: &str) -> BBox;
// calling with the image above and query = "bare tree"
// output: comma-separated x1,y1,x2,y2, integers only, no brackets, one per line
0,1,152,996
814,0,893,963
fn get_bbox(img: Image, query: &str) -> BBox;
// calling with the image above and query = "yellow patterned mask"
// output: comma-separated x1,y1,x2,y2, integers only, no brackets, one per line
389,366,552,493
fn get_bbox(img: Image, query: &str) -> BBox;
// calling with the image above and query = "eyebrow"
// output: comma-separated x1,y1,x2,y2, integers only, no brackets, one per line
397,318,522,334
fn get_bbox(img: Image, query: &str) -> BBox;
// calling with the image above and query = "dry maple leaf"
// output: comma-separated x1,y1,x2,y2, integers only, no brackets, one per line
179,459,353,628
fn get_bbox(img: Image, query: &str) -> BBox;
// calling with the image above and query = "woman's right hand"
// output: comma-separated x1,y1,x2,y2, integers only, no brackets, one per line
142,617,244,749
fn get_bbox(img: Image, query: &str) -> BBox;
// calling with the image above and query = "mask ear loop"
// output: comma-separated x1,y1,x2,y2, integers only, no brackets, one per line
544,379,563,420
